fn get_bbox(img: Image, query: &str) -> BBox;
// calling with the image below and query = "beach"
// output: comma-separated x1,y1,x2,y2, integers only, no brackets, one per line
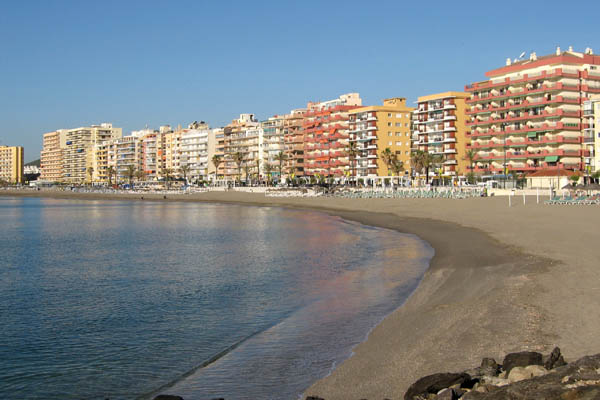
3,189,599,399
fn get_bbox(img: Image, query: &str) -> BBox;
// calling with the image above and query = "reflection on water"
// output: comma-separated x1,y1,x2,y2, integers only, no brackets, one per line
0,198,433,400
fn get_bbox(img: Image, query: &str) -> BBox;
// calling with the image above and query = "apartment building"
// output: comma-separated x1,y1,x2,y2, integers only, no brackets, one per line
283,109,306,178
60,123,122,184
303,93,362,178
412,92,470,177
223,114,260,180
583,95,600,173
107,136,143,183
261,116,285,178
466,47,600,175
210,128,225,179
0,145,24,183
165,129,183,174
40,130,66,182
349,98,413,179
181,122,211,182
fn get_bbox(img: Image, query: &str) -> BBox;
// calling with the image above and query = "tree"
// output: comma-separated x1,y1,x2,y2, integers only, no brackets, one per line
125,165,135,188
162,167,173,189
180,164,191,184
265,162,273,186
211,154,222,182
390,157,404,176
420,152,442,185
254,157,261,183
106,166,115,187
87,166,94,185
464,149,477,173
232,152,243,182
275,151,286,183
570,174,580,186
592,171,600,184
347,141,358,185
410,150,425,182
381,148,394,176
135,169,146,183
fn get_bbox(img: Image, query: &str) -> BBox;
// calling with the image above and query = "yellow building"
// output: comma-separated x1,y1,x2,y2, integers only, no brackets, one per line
40,130,66,182
413,91,471,177
349,98,414,178
0,145,24,184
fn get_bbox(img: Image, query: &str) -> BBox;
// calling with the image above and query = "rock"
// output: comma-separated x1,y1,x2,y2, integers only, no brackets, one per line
306,397,325,400
459,354,600,399
153,396,184,400
433,388,454,400
480,358,500,376
405,373,471,400
544,346,567,370
524,364,548,377
480,376,510,386
508,366,531,383
502,351,543,373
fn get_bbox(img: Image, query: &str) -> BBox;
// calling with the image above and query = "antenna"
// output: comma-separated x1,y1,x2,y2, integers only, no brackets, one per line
519,51,526,59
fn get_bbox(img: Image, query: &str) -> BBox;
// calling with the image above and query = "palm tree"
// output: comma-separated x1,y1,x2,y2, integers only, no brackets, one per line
232,152,243,182
135,169,146,183
161,167,173,189
265,162,273,186
464,149,477,173
125,165,135,188
211,154,222,182
347,141,358,185
254,158,261,184
420,152,438,185
275,151,286,182
381,147,394,175
180,164,191,185
87,166,94,185
243,162,250,184
107,166,115,187
390,157,404,176
410,150,425,181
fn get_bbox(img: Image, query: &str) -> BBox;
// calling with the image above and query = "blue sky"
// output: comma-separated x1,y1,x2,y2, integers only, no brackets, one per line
1,0,599,161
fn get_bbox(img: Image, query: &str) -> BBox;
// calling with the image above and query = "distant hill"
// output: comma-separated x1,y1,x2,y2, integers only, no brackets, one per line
25,159,40,167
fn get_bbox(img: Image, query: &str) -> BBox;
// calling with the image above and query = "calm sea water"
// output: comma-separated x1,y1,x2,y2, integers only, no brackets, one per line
0,197,433,400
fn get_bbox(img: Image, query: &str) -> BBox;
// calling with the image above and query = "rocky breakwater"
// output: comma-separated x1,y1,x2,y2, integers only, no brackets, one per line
402,347,600,399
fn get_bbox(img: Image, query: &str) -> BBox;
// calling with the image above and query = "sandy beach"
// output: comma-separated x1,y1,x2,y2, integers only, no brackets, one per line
3,189,599,399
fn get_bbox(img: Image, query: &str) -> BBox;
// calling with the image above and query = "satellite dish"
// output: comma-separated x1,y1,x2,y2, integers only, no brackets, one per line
519,51,526,59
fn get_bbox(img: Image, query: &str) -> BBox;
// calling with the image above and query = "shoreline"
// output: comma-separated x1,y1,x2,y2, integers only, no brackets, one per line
3,190,600,399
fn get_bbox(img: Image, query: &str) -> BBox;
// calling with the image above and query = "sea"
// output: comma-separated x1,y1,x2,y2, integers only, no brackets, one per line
0,197,433,400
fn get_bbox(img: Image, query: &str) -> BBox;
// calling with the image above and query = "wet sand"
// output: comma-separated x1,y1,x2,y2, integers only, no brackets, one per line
3,189,599,399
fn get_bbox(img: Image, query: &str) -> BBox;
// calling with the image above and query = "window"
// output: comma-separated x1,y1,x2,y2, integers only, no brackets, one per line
395,122,401,127
387,122,392,127
388,132,392,136
396,132,402,136
396,113,402,118
405,113,410,118
405,123,409,127
396,141,401,146
388,141,392,146
405,132,410,137
405,151,409,155
388,113,392,117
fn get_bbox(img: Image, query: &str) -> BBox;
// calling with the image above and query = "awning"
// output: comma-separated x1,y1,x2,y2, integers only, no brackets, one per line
527,132,538,138
545,156,559,162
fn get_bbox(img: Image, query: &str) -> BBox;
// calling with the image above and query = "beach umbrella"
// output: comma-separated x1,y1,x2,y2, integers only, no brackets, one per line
562,183,575,189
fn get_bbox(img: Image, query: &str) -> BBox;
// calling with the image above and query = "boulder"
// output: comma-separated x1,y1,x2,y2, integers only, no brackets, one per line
404,373,471,400
502,351,543,373
480,358,500,377
433,388,455,400
543,346,567,370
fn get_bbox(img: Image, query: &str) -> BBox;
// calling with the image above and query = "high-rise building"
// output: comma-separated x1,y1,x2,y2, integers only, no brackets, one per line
61,123,122,184
181,122,211,182
583,95,600,173
223,114,260,181
0,145,24,184
261,116,285,179
303,93,362,178
40,130,66,182
349,98,413,179
283,109,306,178
412,92,471,178
466,47,600,175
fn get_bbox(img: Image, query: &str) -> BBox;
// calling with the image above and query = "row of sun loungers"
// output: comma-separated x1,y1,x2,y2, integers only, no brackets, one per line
545,195,600,205
328,189,483,199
